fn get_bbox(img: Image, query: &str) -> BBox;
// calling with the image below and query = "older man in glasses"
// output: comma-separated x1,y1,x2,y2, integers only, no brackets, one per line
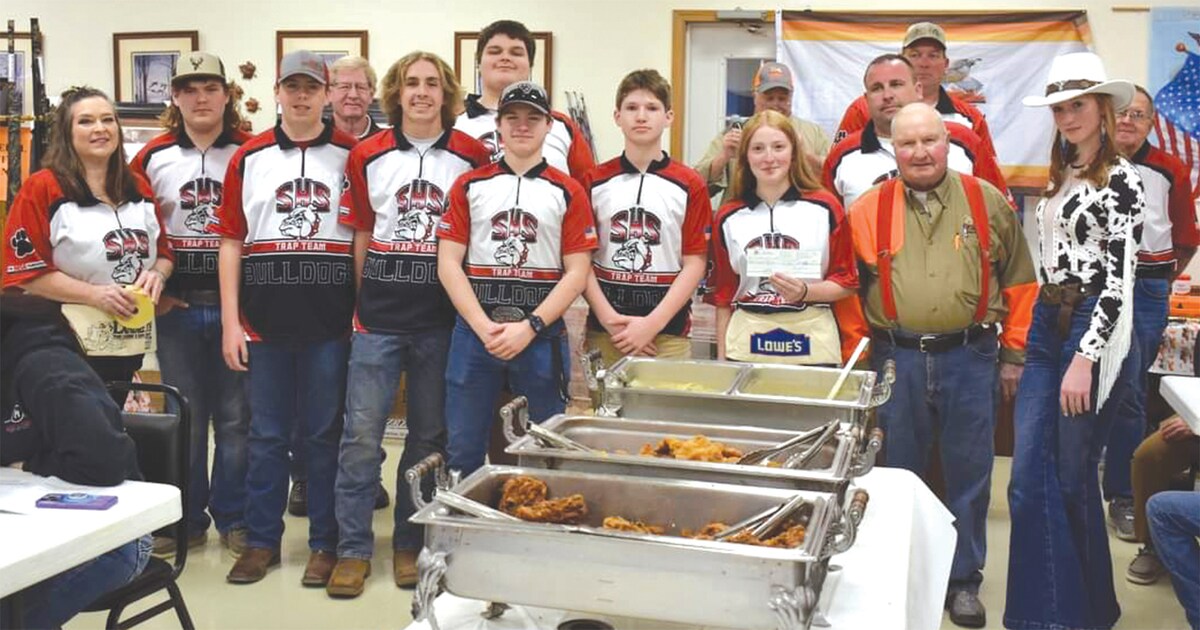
329,56,383,139
1106,85,1199,580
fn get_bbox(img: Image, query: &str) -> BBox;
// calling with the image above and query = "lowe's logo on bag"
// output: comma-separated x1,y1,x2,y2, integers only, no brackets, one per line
750,328,810,356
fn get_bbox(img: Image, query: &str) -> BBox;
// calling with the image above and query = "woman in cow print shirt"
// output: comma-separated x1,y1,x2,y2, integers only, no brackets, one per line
2,86,172,396
1005,53,1145,630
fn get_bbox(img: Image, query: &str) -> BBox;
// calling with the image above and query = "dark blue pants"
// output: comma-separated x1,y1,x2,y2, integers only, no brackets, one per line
243,338,348,551
871,327,999,593
157,304,250,536
444,317,568,477
1100,277,1170,500
1004,297,1139,630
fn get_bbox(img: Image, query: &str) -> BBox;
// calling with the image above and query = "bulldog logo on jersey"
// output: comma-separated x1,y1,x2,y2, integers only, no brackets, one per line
103,228,151,284
179,177,223,233
393,179,446,242
609,206,662,273
275,177,332,239
490,207,538,268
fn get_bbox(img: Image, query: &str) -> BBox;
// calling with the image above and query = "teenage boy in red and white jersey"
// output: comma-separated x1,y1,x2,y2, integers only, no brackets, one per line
582,69,710,364
437,81,597,476
327,51,490,597
453,20,594,181
130,51,252,559
212,50,356,588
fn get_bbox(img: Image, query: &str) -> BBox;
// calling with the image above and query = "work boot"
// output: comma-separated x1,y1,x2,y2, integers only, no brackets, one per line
326,558,372,598
226,547,280,584
394,549,419,588
1127,545,1165,584
219,527,249,558
302,550,337,587
1107,497,1136,541
946,590,986,628
288,481,308,517
152,530,207,558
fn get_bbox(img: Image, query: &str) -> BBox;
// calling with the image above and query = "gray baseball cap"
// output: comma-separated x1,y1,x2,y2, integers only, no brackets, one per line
753,62,794,93
278,50,328,85
499,81,550,115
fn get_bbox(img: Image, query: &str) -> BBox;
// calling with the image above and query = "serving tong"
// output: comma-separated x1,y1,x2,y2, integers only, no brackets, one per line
501,396,597,454
714,492,813,541
736,419,841,467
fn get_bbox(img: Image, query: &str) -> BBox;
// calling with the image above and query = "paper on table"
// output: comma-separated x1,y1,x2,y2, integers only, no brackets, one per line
0,469,89,514
745,248,822,278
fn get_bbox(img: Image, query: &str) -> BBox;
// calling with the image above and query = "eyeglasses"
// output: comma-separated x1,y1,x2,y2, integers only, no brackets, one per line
1117,110,1149,121
332,82,372,94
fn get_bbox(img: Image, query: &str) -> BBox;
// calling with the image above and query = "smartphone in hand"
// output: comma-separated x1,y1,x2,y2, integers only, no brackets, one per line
36,492,119,510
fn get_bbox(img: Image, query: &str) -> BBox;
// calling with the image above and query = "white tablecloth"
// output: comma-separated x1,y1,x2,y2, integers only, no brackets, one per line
0,469,181,597
404,467,956,630
1161,375,1200,433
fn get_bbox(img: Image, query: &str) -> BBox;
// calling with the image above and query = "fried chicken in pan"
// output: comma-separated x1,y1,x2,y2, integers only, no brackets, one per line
513,494,588,524
498,476,547,515
638,435,743,463
603,516,666,535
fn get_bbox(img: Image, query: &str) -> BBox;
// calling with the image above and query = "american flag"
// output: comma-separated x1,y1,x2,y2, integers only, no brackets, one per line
1152,49,1200,201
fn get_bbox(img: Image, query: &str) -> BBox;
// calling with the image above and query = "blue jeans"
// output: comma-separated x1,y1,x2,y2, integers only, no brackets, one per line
244,338,348,551
335,329,450,558
19,535,151,629
870,327,998,593
157,304,250,535
1147,491,1200,630
445,317,569,476
1004,297,1139,630
1101,277,1170,500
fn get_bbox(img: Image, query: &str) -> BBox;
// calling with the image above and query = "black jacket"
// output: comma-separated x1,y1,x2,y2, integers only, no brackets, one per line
1,317,140,486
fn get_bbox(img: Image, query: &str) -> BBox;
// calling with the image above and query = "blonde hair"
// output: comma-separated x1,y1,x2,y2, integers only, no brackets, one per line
379,51,462,131
1047,94,1122,196
329,56,377,91
731,110,822,201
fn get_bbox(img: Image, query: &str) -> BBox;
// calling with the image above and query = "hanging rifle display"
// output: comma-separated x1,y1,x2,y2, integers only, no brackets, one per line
564,90,597,161
29,18,48,171
5,19,21,204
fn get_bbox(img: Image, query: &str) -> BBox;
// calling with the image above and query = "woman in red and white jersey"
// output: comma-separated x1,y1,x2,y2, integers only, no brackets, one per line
2,86,173,390
709,110,861,366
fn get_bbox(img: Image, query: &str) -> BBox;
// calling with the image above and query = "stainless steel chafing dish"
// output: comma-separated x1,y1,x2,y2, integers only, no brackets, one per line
583,354,895,432
501,398,882,500
407,454,868,630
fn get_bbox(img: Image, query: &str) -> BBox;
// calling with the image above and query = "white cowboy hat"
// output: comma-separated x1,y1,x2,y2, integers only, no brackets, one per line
1022,52,1134,109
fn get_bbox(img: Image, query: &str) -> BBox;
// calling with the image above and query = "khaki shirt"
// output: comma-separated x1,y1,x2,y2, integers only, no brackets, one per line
694,116,831,207
846,171,1038,364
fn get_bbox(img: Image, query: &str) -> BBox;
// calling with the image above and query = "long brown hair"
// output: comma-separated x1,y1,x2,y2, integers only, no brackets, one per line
43,86,142,205
730,110,822,201
157,79,245,137
379,51,462,131
1047,93,1121,196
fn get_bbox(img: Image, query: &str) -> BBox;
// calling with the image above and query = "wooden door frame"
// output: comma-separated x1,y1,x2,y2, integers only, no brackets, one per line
669,9,775,159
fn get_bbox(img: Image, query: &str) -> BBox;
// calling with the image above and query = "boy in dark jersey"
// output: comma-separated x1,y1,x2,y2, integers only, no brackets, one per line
212,50,356,587
328,51,489,596
582,69,710,364
437,81,597,476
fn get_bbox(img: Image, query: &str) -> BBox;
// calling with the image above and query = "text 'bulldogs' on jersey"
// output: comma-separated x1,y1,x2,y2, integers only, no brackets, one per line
339,127,490,334
132,128,251,293
583,152,711,336
437,159,597,321
211,123,357,342
3,171,172,290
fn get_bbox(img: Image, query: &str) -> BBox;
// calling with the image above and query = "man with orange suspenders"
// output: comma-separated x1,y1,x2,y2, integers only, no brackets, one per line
845,103,1036,627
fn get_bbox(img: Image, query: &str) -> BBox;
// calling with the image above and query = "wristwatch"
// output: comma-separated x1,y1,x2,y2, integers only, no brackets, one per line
526,314,546,337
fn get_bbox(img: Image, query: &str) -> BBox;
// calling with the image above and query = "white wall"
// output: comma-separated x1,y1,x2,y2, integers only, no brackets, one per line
3,0,1177,159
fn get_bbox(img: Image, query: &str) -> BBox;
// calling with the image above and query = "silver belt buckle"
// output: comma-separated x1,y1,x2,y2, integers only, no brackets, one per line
918,334,938,353
491,306,526,323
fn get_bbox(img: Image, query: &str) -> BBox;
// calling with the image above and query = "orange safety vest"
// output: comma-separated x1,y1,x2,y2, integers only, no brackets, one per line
875,175,991,323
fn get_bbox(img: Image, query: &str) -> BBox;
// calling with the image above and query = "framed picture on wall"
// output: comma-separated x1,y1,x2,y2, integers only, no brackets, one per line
0,31,35,116
113,31,199,104
276,30,369,72
453,31,552,102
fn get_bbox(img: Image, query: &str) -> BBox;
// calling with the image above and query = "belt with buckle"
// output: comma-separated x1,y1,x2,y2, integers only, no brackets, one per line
882,324,994,353
1135,265,1173,280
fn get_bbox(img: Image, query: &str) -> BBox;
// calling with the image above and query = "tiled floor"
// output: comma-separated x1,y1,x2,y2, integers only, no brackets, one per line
65,446,1191,630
